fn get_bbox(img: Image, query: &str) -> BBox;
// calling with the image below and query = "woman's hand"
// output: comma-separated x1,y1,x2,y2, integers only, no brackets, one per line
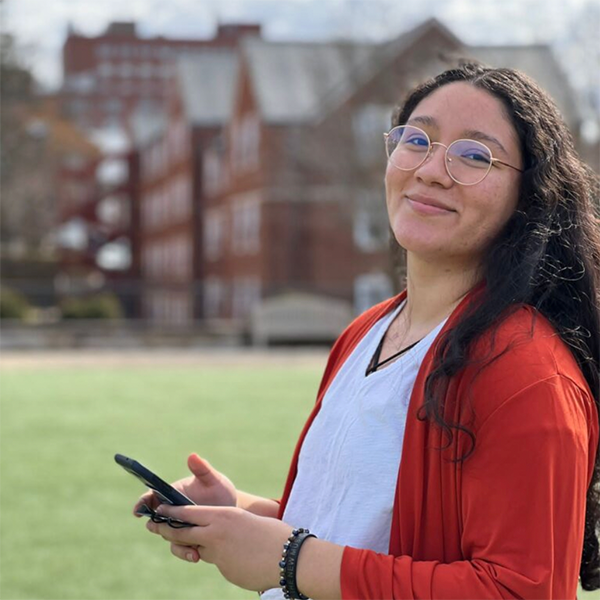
146,504,293,592
133,454,237,517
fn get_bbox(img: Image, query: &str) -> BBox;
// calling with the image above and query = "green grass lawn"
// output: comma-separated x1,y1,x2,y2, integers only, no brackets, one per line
0,362,321,600
2,359,598,600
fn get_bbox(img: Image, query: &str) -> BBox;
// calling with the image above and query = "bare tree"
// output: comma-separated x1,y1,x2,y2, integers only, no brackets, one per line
0,32,56,256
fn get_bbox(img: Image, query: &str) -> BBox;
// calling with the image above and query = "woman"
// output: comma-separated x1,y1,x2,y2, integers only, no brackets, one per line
135,63,600,599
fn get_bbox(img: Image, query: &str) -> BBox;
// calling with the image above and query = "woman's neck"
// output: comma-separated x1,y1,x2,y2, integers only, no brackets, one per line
403,253,482,328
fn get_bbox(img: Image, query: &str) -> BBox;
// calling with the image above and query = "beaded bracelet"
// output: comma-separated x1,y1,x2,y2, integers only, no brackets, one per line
278,528,317,600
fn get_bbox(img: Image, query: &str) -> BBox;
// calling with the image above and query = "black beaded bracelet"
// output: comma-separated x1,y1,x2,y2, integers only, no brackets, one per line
278,528,317,600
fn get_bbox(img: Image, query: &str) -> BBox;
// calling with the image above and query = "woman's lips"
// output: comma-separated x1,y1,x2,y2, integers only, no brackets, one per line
406,196,455,216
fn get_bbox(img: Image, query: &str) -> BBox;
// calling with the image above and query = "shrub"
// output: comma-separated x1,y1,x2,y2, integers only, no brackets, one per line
61,293,123,319
0,288,31,320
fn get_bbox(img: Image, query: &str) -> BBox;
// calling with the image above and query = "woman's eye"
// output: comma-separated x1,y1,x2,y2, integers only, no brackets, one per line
464,152,491,163
404,136,428,147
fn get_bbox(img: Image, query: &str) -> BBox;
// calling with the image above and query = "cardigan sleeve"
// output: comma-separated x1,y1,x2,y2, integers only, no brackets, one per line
340,375,597,599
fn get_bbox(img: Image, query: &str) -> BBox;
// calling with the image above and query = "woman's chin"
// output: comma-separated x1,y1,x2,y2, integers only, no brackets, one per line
391,229,447,258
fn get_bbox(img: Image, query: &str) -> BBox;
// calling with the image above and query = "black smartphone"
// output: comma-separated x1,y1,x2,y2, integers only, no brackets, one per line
115,453,196,527
115,453,196,508
115,454,195,506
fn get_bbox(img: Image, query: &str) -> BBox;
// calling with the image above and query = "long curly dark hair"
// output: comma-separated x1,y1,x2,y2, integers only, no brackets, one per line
392,63,600,590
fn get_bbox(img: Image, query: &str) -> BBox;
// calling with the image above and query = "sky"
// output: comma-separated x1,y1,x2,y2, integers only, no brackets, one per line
2,0,597,92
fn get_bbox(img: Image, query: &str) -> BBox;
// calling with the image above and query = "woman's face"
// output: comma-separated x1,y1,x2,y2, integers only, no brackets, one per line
385,82,523,266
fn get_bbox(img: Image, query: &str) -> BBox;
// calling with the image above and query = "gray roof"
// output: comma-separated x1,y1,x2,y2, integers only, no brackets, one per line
176,50,239,125
378,17,463,62
241,37,376,124
239,18,463,126
315,18,464,119
169,27,579,134
465,45,581,126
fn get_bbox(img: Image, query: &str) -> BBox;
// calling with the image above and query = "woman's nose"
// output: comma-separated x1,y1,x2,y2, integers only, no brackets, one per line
414,142,453,185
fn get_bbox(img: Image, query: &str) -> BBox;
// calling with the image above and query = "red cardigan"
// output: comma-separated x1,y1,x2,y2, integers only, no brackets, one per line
276,288,598,599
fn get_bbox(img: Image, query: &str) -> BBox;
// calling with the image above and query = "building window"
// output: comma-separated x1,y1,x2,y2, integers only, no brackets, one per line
171,235,192,279
169,118,187,161
140,62,153,78
204,209,225,261
203,150,221,196
120,44,133,59
141,149,151,182
167,175,190,223
353,104,393,165
240,113,260,172
97,44,111,59
170,293,191,325
103,98,123,114
231,193,261,255
353,193,388,253
229,122,240,174
149,143,161,178
204,277,225,318
98,62,114,77
68,98,89,117
120,80,134,95
160,63,173,78
148,191,159,231
159,186,169,227
118,62,133,77
66,73,97,94
143,245,154,278
232,277,261,319
146,191,158,231
354,273,393,315
230,113,261,174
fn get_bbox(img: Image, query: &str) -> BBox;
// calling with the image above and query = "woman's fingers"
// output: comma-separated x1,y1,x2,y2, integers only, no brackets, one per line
171,543,201,563
146,516,206,546
133,491,157,517
145,505,238,553
187,453,216,481
158,504,221,527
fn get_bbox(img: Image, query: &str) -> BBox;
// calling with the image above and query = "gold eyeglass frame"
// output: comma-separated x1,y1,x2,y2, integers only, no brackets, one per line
383,125,524,186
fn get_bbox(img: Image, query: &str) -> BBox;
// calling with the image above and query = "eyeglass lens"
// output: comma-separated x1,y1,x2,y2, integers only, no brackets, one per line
386,125,493,185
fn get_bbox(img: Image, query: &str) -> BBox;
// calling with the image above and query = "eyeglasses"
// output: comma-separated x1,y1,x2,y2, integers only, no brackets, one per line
383,125,523,186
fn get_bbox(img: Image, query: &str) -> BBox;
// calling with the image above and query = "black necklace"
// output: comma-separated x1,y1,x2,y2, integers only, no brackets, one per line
365,330,422,376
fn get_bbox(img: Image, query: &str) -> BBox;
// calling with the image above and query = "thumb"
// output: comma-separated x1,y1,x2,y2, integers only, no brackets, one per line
187,453,216,481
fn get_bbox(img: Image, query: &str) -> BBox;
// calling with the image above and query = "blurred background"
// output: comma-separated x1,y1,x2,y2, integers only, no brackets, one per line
1,0,599,599
1,0,598,348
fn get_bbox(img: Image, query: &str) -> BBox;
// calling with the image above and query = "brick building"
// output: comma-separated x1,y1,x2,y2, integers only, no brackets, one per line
58,21,261,317
61,21,261,134
201,37,386,325
136,49,239,325
136,17,593,339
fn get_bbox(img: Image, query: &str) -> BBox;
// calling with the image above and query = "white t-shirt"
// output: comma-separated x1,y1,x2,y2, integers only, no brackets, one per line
261,301,448,599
